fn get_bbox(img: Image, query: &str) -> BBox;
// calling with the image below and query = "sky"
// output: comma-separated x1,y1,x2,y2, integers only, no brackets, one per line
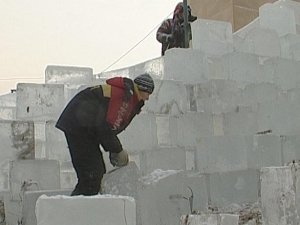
0,0,179,95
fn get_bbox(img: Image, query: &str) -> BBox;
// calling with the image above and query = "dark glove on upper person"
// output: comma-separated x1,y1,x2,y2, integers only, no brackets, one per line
123,78,134,102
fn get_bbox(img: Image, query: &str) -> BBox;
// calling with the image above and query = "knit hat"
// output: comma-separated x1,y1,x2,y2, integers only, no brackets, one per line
134,73,154,94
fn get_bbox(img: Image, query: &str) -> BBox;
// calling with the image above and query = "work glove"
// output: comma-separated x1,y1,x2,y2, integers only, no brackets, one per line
123,78,134,102
109,150,129,167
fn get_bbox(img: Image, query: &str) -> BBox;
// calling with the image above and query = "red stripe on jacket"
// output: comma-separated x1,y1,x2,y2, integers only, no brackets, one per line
106,77,140,132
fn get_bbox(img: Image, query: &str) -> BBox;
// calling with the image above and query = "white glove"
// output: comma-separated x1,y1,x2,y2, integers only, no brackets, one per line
109,150,129,167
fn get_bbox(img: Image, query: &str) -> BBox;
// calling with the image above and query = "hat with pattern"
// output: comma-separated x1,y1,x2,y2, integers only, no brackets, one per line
134,73,154,94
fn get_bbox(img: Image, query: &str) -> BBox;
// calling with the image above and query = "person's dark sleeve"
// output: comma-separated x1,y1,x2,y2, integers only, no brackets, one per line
156,20,173,43
99,131,123,153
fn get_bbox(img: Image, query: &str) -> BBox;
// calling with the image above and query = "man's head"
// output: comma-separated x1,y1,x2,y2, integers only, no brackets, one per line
173,2,197,23
134,73,154,101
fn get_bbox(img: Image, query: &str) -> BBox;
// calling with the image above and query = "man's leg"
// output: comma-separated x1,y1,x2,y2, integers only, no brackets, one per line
64,131,106,196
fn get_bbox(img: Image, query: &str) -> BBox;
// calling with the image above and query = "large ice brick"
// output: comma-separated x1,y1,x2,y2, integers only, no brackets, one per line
102,162,140,198
240,83,280,107
45,65,93,85
9,159,60,201
259,2,296,37
163,48,209,83
0,107,15,120
0,120,34,190
119,113,157,152
156,113,212,148
173,112,213,148
261,166,299,225
0,92,16,107
261,57,300,90
195,79,242,114
280,33,300,60
256,94,300,135
0,120,34,160
247,135,282,169
142,147,186,174
276,0,300,33
45,120,70,168
281,135,300,165
36,194,136,225
98,57,164,80
191,19,234,56
22,189,71,225
208,52,260,83
139,170,208,225
102,162,141,224
234,27,280,57
196,136,251,173
197,134,282,173
16,83,65,121
144,79,188,115
209,169,259,208
222,107,258,136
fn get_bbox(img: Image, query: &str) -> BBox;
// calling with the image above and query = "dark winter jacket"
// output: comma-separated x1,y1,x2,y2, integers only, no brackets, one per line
56,77,144,151
156,3,196,56
156,18,184,56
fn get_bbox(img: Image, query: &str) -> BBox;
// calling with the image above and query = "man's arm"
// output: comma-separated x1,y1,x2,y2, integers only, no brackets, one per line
156,19,174,44
99,130,129,167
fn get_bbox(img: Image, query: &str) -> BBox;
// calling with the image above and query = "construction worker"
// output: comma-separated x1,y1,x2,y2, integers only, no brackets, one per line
56,73,155,196
156,2,197,56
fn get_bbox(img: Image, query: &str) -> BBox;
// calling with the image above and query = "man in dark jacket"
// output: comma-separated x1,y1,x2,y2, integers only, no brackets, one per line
56,73,155,196
156,2,197,56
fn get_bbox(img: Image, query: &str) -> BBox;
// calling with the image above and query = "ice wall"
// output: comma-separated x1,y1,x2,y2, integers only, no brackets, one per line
0,0,300,224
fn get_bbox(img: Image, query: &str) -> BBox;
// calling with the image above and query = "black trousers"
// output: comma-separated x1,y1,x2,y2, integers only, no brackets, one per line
64,131,106,196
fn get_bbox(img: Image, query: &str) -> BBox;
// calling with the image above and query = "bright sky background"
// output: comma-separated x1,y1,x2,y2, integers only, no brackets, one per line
0,0,179,95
